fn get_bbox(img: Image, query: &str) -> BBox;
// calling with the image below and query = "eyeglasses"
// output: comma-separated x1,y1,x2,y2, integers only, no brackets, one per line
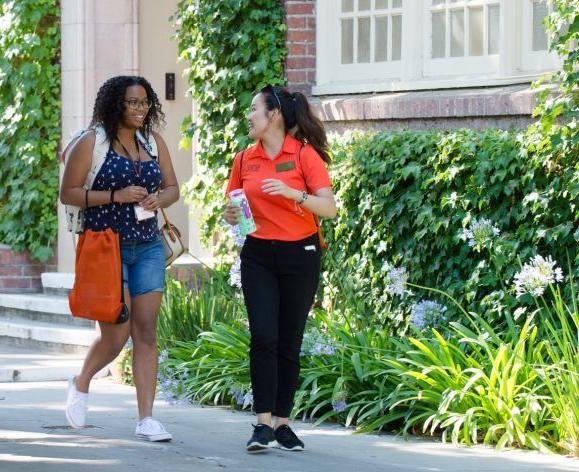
265,84,282,109
123,99,152,110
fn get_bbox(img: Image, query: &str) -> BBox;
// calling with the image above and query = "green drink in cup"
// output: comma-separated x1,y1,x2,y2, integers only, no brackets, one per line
229,189,257,236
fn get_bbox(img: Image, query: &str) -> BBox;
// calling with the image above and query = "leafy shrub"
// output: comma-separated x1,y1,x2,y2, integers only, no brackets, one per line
0,0,60,260
158,287,578,455
157,269,246,348
161,322,251,408
322,128,578,331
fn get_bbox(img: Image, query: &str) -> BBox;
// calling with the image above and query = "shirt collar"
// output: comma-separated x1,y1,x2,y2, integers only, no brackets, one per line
251,133,302,159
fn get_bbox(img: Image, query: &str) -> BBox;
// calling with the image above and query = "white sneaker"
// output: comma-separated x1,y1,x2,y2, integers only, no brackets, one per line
135,417,172,442
65,377,88,429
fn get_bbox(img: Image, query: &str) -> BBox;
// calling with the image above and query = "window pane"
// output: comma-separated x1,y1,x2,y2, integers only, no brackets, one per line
432,0,445,5
450,9,465,57
376,0,389,8
432,11,446,58
341,18,354,64
359,0,371,10
488,4,500,54
532,1,549,51
469,6,483,56
358,17,371,62
392,0,402,7
392,15,402,60
342,0,353,12
375,16,388,62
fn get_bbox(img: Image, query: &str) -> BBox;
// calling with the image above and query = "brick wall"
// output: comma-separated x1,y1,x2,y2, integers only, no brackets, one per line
0,245,56,293
284,0,316,95
282,2,536,131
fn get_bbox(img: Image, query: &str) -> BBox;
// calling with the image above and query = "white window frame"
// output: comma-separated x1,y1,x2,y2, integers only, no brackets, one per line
423,0,501,78
317,1,403,84
520,0,560,72
314,0,561,95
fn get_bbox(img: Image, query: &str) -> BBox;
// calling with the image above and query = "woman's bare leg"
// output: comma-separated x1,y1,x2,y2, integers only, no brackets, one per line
75,289,132,393
130,291,162,419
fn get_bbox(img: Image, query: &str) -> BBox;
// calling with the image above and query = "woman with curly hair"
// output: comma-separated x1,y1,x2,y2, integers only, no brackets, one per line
60,76,179,441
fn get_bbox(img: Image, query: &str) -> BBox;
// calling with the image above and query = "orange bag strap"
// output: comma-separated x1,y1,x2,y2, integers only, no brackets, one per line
297,144,327,250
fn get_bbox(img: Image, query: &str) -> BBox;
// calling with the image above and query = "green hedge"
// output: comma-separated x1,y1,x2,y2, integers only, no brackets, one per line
0,0,60,261
322,128,578,330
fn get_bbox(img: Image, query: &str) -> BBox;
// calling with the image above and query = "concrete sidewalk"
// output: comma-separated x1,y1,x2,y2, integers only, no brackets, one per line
0,379,576,472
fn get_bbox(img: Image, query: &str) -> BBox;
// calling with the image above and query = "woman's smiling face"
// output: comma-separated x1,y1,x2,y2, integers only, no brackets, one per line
247,92,282,140
121,85,150,129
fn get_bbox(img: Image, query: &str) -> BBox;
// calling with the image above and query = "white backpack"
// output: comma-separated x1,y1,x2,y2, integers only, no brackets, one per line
61,124,158,233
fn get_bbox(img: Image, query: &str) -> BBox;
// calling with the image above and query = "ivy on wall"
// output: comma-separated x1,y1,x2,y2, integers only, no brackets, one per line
0,0,61,261
323,127,578,331
173,0,287,249
527,0,578,169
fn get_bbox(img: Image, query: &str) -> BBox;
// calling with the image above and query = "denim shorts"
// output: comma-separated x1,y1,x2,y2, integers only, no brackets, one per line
120,238,165,297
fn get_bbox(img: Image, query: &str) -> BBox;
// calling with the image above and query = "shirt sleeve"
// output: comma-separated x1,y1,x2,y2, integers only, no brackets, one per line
225,151,243,197
301,145,332,193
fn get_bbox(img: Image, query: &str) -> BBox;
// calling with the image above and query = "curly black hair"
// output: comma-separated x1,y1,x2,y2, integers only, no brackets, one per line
90,75,165,143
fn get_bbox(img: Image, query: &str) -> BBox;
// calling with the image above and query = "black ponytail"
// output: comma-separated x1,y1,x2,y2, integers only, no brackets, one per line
260,85,331,164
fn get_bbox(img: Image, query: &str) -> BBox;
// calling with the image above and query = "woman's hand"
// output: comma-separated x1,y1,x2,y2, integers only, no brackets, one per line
140,193,161,211
261,179,299,200
115,186,148,203
224,203,241,225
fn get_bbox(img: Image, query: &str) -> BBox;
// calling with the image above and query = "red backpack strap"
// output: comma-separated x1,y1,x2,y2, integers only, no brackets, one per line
238,149,246,173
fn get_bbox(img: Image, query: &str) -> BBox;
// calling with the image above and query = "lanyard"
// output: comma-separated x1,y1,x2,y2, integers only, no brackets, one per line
116,135,142,179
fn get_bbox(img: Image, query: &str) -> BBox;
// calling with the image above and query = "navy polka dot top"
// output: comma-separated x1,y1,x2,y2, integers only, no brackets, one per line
84,148,162,241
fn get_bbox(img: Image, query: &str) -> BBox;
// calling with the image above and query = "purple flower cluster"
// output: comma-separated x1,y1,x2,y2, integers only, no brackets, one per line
157,350,186,405
300,330,338,357
410,300,448,330
384,265,408,297
229,256,242,289
229,386,253,408
461,218,501,249
332,398,347,413
309,342,337,356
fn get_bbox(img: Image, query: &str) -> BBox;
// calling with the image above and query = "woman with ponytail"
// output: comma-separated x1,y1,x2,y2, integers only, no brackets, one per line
224,85,336,453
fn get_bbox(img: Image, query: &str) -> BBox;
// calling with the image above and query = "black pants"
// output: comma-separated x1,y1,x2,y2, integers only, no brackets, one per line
240,233,321,417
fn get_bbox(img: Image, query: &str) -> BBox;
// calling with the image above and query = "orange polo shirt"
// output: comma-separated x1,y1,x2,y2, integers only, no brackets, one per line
226,134,332,241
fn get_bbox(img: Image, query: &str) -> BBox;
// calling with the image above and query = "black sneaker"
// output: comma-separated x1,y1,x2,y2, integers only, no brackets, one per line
246,424,276,452
274,424,305,451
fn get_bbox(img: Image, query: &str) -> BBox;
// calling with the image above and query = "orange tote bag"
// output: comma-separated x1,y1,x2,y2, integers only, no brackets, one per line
69,228,129,324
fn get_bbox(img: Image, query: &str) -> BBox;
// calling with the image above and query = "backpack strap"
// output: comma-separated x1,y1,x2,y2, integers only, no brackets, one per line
63,125,110,233
85,125,109,191
61,129,89,163
136,130,158,159
238,149,246,172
